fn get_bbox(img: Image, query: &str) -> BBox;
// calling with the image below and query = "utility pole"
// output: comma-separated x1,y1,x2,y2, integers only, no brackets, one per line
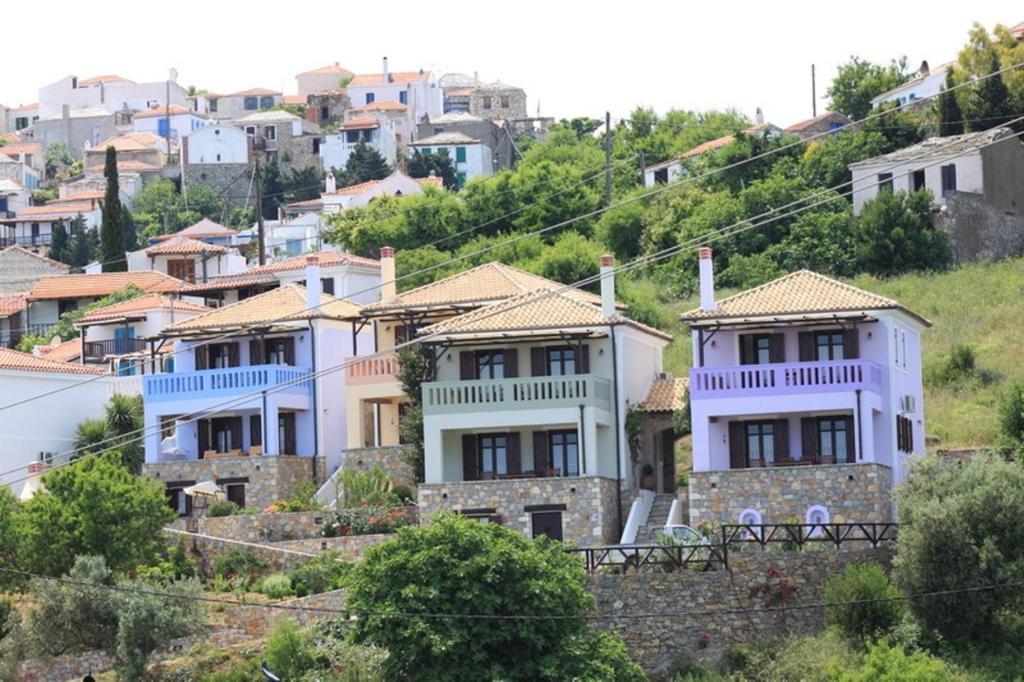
638,150,645,186
603,111,612,207
254,155,265,265
811,64,817,118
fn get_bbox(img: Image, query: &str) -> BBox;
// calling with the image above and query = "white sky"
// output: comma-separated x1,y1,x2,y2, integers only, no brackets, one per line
3,1,1020,127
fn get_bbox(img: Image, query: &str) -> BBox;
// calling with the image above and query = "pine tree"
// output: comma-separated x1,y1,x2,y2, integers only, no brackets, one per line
966,51,1013,131
48,220,70,264
259,160,284,220
407,150,457,189
99,147,126,272
342,142,391,185
937,71,964,137
69,215,94,268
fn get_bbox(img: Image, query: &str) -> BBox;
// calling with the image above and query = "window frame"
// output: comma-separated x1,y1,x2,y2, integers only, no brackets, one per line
815,331,845,361
877,172,893,194
478,433,510,478
940,164,957,195
264,125,277,141
545,347,577,376
474,350,506,380
817,416,851,463
243,96,257,110
745,421,776,465
548,429,579,477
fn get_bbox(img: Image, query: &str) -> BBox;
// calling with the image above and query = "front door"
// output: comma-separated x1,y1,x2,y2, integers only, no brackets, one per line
660,430,676,493
531,511,563,541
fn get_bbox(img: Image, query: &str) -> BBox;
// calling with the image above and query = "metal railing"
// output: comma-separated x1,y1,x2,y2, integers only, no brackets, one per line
83,338,147,361
570,542,726,574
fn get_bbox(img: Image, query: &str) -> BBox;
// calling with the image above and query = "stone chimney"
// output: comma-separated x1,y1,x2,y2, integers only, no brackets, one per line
325,171,336,194
599,254,616,318
306,255,322,309
698,247,716,312
755,107,764,126
380,246,396,303
382,56,390,83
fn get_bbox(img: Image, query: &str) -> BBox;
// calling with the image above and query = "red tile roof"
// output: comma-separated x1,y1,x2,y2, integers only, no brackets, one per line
298,64,355,77
78,74,133,86
415,176,443,188
36,338,83,363
350,101,408,113
0,142,41,159
328,179,382,196
0,347,102,375
0,293,26,317
13,202,97,219
339,117,380,131
28,271,184,301
349,71,431,86
145,235,229,256
282,95,308,106
79,294,211,323
248,250,379,273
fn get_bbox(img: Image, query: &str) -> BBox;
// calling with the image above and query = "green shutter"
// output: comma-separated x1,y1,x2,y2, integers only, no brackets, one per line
456,146,466,162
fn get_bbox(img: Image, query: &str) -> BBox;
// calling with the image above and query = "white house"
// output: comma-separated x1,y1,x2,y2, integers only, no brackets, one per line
0,200,101,254
4,104,40,133
125,236,247,284
0,347,114,492
192,88,283,121
408,132,492,187
321,118,398,170
133,104,208,141
682,249,928,527
320,170,429,213
848,127,1024,215
346,58,443,122
38,72,188,119
182,124,251,165
237,212,326,257
871,61,951,109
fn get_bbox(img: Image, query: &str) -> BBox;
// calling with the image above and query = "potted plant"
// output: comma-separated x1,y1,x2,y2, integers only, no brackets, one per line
641,463,655,490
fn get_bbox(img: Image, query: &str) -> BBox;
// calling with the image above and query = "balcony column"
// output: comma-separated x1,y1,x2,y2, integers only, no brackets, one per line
143,410,162,463
580,406,599,476
263,396,280,456
424,426,444,484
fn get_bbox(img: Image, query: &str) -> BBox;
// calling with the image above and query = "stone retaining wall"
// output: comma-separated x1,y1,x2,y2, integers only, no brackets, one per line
338,445,416,489
190,529,394,573
198,510,327,543
938,190,1024,263
689,463,893,527
418,475,619,547
589,546,893,676
221,588,348,638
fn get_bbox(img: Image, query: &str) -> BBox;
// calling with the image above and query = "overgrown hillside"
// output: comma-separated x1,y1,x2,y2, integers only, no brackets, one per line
661,258,1024,449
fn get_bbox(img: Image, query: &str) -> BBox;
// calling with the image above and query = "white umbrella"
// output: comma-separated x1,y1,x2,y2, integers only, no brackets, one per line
184,480,225,500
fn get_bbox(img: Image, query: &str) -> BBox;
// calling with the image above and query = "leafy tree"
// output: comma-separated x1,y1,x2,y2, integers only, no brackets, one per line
853,189,951,277
595,191,647,260
281,164,324,205
396,346,434,482
936,70,965,136
0,487,19,591
47,220,70,264
74,418,110,456
265,618,315,680
43,142,75,180
121,204,137,252
346,513,643,680
826,56,910,119
407,149,456,189
335,142,391,188
99,146,126,271
509,160,602,237
823,563,904,644
556,116,603,140
697,131,803,194
530,231,604,289
956,23,1018,131
893,453,1024,639
259,159,285,220
17,452,175,576
799,131,891,193
998,379,1024,450
113,575,203,680
395,245,462,290
25,555,119,655
719,252,785,289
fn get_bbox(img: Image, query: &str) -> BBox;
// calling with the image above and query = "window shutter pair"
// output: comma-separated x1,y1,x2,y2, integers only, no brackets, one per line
798,332,815,362
529,345,589,375
801,418,819,463
227,343,240,368
283,338,296,366
578,345,590,373
773,419,790,462
229,417,242,450
843,329,860,359
739,334,785,364
507,433,522,473
249,415,262,446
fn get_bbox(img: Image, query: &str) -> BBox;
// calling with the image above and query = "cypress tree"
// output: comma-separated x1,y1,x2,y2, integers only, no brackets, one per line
937,71,964,137
48,220,70,264
99,146,126,272
70,215,94,268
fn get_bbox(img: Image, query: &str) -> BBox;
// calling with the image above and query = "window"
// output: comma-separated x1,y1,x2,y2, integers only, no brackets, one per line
30,223,40,243
166,487,191,516
941,164,957,195
250,415,262,447
244,125,257,137
264,125,277,141
209,98,218,112
265,338,292,365
167,259,196,283
211,417,237,452
546,347,576,376
455,146,467,163
259,96,274,109
321,277,334,295
815,331,845,361
500,95,510,108
531,511,563,541
365,93,375,105
58,299,78,316
549,430,579,477
15,116,28,130
278,412,297,454
911,169,926,192
475,350,505,379
745,422,775,465
653,168,668,184
208,343,236,369
420,147,431,155
437,147,449,157
482,96,492,109
740,333,779,365
243,96,257,110
897,414,914,453
158,117,170,138
828,121,843,133
479,434,509,477
877,172,893,193
399,90,408,105
319,105,330,121
818,417,850,463
225,483,245,508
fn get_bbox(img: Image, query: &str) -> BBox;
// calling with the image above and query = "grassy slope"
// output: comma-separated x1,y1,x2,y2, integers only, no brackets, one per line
659,258,1024,449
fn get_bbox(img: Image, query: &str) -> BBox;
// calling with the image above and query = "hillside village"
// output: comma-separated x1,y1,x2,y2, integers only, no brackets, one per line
0,14,1023,682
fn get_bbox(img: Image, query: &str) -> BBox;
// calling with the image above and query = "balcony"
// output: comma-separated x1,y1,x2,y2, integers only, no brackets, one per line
83,338,147,362
690,359,882,399
144,364,312,403
347,352,399,385
423,374,612,416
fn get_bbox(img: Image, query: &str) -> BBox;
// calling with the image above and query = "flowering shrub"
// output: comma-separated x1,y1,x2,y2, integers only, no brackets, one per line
321,506,416,537
748,566,800,623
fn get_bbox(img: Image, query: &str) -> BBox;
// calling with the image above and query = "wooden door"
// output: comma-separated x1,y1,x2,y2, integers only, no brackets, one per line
531,511,563,541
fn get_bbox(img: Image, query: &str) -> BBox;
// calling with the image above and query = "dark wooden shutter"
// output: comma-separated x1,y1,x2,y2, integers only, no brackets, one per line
249,339,265,366
769,334,785,363
283,337,295,366
462,434,479,481
739,335,756,365
503,349,518,378
532,431,550,474
321,277,335,295
798,332,815,362
507,433,522,474
229,417,243,450
845,416,856,463
801,418,819,463
728,421,746,469
198,419,209,457
249,415,262,446
843,328,860,359
577,344,590,374
195,346,208,370
227,343,240,368
530,347,547,376
459,351,475,380
773,419,790,462
286,414,297,454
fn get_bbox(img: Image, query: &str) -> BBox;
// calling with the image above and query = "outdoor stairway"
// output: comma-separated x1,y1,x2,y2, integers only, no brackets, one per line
634,493,676,543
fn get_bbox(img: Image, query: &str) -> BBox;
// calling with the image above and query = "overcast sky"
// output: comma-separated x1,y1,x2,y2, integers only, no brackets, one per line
3,1,1020,127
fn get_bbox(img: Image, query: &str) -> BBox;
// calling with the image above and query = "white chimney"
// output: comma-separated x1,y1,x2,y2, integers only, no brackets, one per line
698,247,716,312
599,254,616,318
306,255,322,309
755,107,764,126
325,171,336,194
380,246,396,302
382,56,390,83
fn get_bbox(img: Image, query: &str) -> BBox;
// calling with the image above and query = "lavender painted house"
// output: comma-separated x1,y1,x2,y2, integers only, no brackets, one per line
682,248,929,526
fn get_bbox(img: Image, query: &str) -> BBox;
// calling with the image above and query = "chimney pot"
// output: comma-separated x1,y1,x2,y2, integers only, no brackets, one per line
599,254,616,318
380,246,397,302
698,247,716,312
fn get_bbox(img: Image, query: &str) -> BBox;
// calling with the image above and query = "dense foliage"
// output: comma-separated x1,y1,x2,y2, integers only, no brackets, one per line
826,56,910,119
823,563,905,644
99,146,127,272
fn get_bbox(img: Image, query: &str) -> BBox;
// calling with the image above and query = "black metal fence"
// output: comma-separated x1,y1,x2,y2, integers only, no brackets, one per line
569,542,726,574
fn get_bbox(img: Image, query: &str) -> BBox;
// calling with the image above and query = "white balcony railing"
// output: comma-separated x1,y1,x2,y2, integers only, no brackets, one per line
689,359,882,399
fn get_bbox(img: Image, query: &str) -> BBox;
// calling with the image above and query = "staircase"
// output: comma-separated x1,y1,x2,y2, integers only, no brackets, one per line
634,493,676,543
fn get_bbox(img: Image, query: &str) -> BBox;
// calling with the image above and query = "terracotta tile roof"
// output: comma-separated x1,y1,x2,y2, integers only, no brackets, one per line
12,201,97,219
79,294,211,324
339,117,380,130
679,124,773,159
363,262,604,314
78,74,133,86
162,284,360,334
349,71,431,87
5,103,37,112
28,271,184,301
680,270,929,325
784,111,853,133
415,176,443,188
350,101,407,113
151,218,238,241
88,131,164,152
145,235,229,256
0,142,41,159
0,293,26,317
36,338,83,364
298,64,355,77
0,246,69,270
51,190,104,203
328,178,382,196
420,288,671,340
282,95,308,106
179,272,278,294
640,377,689,413
227,87,282,97
0,347,101,375
247,250,380,273
134,104,205,119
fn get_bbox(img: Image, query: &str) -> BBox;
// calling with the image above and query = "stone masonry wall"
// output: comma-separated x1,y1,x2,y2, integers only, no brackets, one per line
938,190,1024,263
688,463,893,527
590,547,893,676
418,475,620,547
198,510,326,543
222,588,348,638
338,445,416,490
183,162,254,209
143,455,326,513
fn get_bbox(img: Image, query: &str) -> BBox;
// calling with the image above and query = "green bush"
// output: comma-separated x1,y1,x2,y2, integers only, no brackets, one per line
390,484,414,504
289,552,352,596
206,500,243,517
211,549,269,585
0,599,12,642
337,467,399,508
824,563,904,643
998,380,1024,450
259,573,295,600
837,641,955,681
136,542,198,583
265,619,315,680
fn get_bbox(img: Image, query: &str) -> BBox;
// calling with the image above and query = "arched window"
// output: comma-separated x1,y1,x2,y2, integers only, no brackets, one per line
805,504,830,538
738,508,763,540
